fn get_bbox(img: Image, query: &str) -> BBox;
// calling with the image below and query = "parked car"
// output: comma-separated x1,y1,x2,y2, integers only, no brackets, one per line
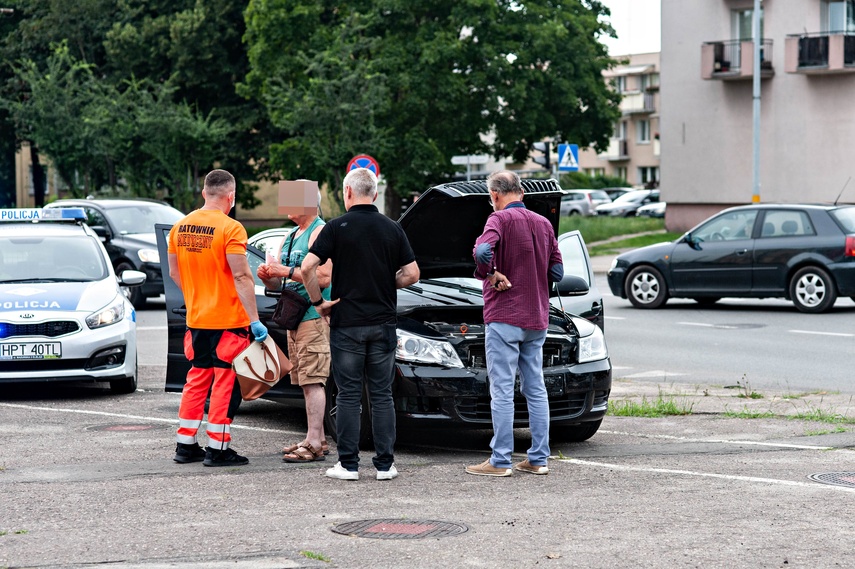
607,203,855,313
551,230,604,330
637,201,666,218
560,189,611,217
602,187,633,201
0,207,146,393
595,189,659,217
45,198,184,308
156,178,612,443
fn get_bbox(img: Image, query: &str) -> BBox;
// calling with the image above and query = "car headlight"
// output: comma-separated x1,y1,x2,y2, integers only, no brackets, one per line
86,298,125,329
578,325,608,363
396,330,464,368
138,248,160,264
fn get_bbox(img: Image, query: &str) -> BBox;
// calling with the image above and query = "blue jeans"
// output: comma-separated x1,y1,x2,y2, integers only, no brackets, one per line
485,322,550,468
329,323,397,471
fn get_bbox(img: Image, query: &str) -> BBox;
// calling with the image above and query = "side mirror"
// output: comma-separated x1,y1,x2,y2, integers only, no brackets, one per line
118,269,146,287
683,232,701,250
92,225,112,242
554,275,589,297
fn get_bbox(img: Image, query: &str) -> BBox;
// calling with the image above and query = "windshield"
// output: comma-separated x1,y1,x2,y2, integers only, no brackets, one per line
108,204,184,235
614,191,649,204
0,236,109,282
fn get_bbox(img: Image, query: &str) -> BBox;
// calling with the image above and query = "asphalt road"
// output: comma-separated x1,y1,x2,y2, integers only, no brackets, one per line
2,298,855,568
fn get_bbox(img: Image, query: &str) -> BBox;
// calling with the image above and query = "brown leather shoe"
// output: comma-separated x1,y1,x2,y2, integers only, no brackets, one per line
513,459,549,475
465,459,512,477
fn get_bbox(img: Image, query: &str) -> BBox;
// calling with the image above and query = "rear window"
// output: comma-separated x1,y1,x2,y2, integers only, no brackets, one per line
590,191,609,201
830,207,855,233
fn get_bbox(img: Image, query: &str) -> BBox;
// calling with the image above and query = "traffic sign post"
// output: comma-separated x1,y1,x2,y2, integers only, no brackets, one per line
347,154,381,178
450,154,489,181
557,144,579,172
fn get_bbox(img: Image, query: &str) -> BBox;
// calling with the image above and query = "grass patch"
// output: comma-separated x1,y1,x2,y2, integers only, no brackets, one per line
723,409,776,419
300,551,330,562
609,395,694,417
804,426,848,436
789,407,855,424
559,216,668,244
588,232,683,256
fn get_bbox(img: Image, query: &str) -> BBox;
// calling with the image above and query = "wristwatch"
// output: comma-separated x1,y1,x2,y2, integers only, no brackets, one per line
311,297,324,307
287,266,295,280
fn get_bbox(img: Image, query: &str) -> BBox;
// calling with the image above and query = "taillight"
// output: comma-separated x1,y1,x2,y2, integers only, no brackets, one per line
846,236,855,257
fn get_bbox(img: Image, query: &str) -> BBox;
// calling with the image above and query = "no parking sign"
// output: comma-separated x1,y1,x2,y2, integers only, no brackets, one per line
346,154,381,178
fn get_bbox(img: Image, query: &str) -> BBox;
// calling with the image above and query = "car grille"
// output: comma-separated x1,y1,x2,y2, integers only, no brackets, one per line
0,358,89,372
0,321,80,339
456,391,589,422
461,342,570,368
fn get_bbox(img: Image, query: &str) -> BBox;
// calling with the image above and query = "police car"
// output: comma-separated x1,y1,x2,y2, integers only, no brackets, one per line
0,208,146,393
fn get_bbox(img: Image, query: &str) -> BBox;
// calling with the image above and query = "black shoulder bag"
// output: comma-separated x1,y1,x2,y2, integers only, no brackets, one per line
271,231,310,330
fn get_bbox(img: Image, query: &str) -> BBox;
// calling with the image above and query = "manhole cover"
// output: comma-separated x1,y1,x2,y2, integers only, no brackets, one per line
86,424,159,432
331,519,469,540
807,472,855,488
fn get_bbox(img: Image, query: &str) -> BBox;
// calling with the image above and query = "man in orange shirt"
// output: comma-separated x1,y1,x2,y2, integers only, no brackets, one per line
167,169,268,467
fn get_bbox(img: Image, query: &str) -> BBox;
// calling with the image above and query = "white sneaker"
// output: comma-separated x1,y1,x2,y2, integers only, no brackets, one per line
376,464,398,481
325,461,358,480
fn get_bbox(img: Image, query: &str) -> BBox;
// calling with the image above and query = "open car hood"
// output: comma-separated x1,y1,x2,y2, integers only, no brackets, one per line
398,179,563,279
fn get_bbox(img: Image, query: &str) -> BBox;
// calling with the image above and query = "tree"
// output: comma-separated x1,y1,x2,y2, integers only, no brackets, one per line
242,0,621,203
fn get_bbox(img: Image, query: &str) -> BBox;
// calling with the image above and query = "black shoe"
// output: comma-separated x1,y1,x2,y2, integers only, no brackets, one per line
173,442,206,464
203,447,249,467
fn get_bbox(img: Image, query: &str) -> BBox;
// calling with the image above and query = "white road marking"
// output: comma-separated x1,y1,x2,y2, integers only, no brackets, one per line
136,326,169,331
0,402,293,434
558,457,855,493
622,370,687,378
604,316,625,320
790,329,854,338
677,321,742,329
598,429,833,450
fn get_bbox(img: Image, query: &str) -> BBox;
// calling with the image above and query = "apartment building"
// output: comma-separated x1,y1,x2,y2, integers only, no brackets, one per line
577,52,661,187
661,0,855,232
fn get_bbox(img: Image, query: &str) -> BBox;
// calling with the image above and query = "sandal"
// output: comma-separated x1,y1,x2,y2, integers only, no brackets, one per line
282,443,326,463
283,439,329,455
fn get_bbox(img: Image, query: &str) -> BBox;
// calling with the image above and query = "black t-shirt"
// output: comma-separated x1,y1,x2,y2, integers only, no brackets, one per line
309,204,416,328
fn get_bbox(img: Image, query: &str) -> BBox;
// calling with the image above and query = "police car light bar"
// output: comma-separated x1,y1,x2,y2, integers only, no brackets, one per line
0,208,87,222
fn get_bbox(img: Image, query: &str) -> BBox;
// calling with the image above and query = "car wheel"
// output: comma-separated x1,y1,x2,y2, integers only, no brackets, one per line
551,419,602,443
323,380,373,449
790,266,837,313
110,357,138,394
692,297,721,306
116,261,146,308
625,266,668,308
567,210,578,216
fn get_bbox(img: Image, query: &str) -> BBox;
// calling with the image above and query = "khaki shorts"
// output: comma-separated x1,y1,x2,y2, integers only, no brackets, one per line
287,318,331,387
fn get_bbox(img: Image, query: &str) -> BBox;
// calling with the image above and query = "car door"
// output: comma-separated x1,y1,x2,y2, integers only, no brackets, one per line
668,209,758,294
554,231,604,330
154,223,300,399
751,209,823,293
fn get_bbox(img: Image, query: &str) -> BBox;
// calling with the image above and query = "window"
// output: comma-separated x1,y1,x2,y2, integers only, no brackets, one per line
824,1,855,32
637,166,659,185
637,120,650,143
614,121,627,140
586,168,605,177
760,211,815,238
694,210,758,242
641,73,660,90
612,76,626,93
616,167,627,181
732,8,764,40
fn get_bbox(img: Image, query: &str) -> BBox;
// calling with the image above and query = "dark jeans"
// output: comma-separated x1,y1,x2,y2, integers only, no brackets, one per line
330,323,397,471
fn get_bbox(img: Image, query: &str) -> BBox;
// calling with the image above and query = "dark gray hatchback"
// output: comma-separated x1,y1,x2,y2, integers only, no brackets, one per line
608,203,855,313
156,178,612,443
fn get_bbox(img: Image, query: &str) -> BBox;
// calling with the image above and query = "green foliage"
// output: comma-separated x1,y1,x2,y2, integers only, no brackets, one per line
560,171,630,190
587,232,683,256
559,216,667,243
242,0,621,199
609,396,694,417
300,551,331,562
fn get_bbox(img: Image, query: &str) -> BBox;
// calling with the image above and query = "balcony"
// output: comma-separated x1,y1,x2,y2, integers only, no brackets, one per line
599,138,629,162
701,39,775,81
784,33,855,74
619,92,656,115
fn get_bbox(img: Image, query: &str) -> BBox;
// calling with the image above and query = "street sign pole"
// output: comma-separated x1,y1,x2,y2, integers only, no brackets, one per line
751,0,761,203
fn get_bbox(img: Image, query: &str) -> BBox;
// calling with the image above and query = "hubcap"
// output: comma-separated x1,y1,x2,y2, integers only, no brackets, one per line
631,273,660,304
796,274,825,306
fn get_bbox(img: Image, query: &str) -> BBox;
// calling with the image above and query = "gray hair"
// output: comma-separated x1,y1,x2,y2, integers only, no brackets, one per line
486,170,522,195
343,168,378,198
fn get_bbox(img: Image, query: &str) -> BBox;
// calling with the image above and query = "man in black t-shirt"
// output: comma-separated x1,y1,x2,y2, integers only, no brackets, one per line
302,168,420,481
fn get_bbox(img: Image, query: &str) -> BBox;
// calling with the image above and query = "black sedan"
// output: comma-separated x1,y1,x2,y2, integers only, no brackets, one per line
607,203,855,313
156,178,612,444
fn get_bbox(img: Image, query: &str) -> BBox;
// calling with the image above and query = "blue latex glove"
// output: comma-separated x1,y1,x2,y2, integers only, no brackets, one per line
250,320,268,343
474,242,493,265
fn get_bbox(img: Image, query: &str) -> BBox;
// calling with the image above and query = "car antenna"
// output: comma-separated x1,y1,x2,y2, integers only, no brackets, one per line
833,176,852,206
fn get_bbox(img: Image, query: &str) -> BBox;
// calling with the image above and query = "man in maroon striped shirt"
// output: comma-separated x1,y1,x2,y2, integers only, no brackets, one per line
465,171,564,477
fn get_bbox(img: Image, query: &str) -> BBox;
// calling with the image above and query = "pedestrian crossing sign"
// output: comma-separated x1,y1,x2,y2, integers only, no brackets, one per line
557,144,579,172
